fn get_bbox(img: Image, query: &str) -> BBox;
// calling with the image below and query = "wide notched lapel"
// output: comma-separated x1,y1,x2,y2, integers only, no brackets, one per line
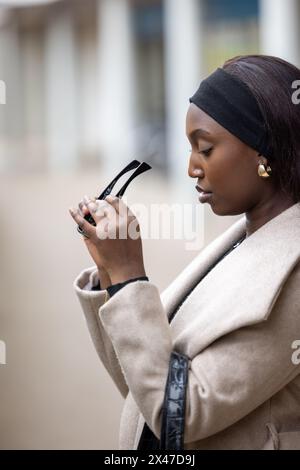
161,203,300,359
160,214,247,320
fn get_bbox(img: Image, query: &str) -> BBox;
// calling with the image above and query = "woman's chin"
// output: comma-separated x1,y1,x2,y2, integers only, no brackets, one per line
197,194,241,216
210,201,245,217
202,197,239,216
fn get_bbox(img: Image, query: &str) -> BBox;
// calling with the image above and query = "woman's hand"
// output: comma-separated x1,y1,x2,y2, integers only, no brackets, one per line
69,195,146,285
76,199,112,289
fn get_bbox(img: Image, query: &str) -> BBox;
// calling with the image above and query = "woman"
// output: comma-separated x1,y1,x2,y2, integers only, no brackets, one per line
69,55,300,450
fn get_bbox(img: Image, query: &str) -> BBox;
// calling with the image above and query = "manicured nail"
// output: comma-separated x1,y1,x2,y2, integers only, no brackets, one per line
89,203,97,213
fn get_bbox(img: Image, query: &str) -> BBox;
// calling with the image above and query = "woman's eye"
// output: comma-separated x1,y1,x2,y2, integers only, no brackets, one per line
188,147,213,156
199,147,213,156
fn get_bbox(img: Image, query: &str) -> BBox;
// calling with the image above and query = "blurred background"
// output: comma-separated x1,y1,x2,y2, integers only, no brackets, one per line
0,0,299,450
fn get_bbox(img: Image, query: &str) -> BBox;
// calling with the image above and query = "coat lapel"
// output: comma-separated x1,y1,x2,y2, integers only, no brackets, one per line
161,203,300,358
160,213,246,319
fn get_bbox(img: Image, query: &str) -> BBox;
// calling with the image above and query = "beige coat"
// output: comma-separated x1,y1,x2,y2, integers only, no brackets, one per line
74,203,300,450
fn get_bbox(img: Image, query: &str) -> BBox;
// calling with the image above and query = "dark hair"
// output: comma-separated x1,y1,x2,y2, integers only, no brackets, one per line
222,54,300,203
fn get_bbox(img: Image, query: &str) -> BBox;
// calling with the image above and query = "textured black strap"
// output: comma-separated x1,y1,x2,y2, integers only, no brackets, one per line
159,351,189,450
137,351,189,450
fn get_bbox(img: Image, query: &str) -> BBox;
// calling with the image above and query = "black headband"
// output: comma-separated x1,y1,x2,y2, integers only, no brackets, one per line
189,67,272,157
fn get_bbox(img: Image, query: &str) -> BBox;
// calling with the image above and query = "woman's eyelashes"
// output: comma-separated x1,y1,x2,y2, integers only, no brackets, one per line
189,147,213,156
199,147,213,156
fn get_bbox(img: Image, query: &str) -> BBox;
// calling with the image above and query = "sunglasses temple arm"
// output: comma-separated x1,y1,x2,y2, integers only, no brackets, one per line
116,163,152,198
76,159,140,235
97,159,141,200
76,161,151,236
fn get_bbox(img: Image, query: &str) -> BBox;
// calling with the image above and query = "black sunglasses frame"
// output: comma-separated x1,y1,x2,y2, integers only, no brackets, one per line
77,159,152,236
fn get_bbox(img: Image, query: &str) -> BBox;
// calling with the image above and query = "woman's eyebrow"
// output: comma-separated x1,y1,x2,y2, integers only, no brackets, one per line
186,128,212,140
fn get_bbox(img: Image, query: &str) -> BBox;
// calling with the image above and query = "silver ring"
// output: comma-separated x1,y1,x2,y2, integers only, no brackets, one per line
77,225,90,238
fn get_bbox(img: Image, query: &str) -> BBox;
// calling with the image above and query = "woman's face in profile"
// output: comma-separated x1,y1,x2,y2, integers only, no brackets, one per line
185,103,272,216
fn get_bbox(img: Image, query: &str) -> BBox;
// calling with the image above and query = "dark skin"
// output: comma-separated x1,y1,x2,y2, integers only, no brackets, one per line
186,103,295,238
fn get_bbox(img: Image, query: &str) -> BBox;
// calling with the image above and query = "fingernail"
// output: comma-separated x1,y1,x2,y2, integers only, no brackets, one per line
69,207,75,215
89,203,97,213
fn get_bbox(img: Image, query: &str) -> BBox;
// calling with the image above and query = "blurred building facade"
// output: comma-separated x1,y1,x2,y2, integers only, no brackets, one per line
0,0,299,180
1,0,300,451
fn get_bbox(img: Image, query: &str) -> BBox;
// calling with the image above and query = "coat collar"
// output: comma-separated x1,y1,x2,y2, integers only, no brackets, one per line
161,202,300,358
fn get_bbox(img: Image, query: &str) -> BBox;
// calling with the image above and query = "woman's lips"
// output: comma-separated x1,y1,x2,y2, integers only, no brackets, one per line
195,185,213,203
198,191,213,203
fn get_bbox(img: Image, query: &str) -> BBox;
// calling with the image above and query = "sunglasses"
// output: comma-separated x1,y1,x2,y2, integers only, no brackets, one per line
77,159,152,236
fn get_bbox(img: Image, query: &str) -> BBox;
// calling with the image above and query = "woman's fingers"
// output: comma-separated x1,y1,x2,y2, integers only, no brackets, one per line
78,200,89,216
83,195,99,214
69,207,95,239
82,195,133,220
83,195,109,221
70,194,136,241
105,195,135,219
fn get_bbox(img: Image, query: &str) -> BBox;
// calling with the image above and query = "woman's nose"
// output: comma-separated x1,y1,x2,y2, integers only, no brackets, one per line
188,157,204,179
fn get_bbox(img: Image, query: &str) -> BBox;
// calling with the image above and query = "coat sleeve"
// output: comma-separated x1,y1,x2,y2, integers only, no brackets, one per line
97,265,300,443
73,266,129,399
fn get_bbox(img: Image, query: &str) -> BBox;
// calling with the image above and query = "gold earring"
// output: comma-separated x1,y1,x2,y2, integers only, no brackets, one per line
258,162,272,178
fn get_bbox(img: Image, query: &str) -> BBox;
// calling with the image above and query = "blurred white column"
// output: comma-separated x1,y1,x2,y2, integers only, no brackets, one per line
0,9,23,173
163,0,203,190
96,0,137,173
259,0,300,66
22,29,46,171
23,32,44,138
78,28,99,165
0,9,10,172
45,3,78,172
